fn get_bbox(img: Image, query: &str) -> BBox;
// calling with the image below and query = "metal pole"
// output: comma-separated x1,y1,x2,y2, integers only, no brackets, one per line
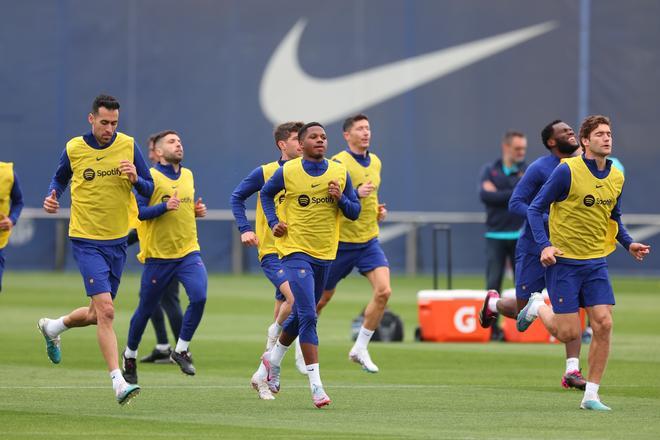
446,225,452,290
432,225,438,289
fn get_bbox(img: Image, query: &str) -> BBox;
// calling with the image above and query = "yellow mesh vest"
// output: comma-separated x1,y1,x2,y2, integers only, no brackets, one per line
276,158,346,260
0,162,15,248
137,167,200,262
255,161,286,261
549,156,624,259
332,150,381,243
67,133,134,240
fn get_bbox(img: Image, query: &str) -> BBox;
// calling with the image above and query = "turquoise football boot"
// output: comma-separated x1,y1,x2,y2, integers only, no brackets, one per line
37,318,62,364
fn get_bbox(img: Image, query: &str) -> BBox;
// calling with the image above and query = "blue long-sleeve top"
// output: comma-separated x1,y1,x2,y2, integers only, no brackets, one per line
230,160,285,234
7,170,24,225
508,154,559,256
47,132,154,199
46,132,154,245
528,155,633,264
135,163,181,220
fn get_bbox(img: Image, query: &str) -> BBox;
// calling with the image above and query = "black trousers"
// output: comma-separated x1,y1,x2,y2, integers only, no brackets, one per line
485,238,518,293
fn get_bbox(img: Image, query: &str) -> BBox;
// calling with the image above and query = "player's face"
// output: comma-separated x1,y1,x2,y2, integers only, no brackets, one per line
551,122,579,155
583,124,612,158
88,107,119,145
301,126,327,160
156,134,184,164
280,131,302,160
504,136,527,164
345,119,371,151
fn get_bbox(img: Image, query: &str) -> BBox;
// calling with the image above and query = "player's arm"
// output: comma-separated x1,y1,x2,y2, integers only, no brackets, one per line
8,170,24,225
121,143,154,198
260,167,286,236
230,167,265,246
135,189,170,221
528,164,570,266
509,163,543,217
478,164,512,206
44,149,73,213
610,193,651,260
337,173,361,221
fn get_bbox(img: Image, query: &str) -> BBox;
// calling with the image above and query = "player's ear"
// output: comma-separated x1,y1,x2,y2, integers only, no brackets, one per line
88,113,94,125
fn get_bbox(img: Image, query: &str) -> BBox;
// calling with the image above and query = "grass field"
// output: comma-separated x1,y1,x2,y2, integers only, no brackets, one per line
1,271,659,439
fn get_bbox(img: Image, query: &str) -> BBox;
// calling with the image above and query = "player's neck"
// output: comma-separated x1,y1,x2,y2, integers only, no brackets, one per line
160,161,180,173
584,152,607,170
303,154,324,163
348,144,368,157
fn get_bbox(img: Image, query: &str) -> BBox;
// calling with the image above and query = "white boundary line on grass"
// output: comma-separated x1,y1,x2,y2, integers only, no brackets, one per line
1,384,448,390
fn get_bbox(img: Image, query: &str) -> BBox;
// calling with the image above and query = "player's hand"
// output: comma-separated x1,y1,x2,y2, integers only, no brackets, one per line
628,242,651,261
328,180,341,201
377,203,388,222
272,222,288,238
194,197,207,217
482,180,497,192
166,191,180,211
43,190,59,214
0,215,12,231
540,246,563,267
119,160,138,184
241,231,259,247
357,181,375,198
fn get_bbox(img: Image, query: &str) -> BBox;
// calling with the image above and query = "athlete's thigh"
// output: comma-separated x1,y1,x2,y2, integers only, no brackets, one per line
356,240,389,276
545,262,583,314
175,253,208,303
282,258,316,310
140,261,177,304
365,266,391,294
325,248,359,291
580,263,615,308
515,252,545,301
71,241,114,297
260,253,288,301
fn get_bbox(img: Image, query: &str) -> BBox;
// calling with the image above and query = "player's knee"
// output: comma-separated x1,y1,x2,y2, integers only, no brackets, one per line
96,303,115,323
591,314,613,335
374,285,391,303
557,327,580,343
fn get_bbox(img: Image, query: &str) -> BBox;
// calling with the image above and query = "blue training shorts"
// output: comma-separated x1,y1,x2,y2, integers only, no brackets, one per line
261,253,287,301
325,239,389,291
514,251,546,301
71,239,127,298
545,260,615,314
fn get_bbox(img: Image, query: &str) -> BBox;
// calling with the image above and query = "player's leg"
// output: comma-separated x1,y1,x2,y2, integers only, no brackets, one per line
170,253,208,376
261,300,300,395
485,238,506,293
161,279,183,343
317,249,356,315
260,255,290,349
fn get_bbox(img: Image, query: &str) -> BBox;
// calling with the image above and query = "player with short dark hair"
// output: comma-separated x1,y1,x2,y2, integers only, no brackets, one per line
39,94,153,405
480,119,586,389
259,122,361,408
519,115,650,410
230,121,303,400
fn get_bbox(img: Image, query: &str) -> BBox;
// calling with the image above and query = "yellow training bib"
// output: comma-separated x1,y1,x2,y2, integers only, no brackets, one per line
277,158,346,260
67,132,135,240
137,167,200,262
255,161,286,261
549,156,624,259
332,150,381,243
0,162,15,248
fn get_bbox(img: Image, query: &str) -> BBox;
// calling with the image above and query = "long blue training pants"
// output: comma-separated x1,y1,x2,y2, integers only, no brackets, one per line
281,256,331,346
127,252,207,351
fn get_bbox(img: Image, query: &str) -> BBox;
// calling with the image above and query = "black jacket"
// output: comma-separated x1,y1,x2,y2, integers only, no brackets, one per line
478,159,527,233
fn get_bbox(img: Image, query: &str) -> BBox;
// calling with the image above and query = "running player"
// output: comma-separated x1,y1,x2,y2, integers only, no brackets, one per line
316,114,390,373
230,121,303,399
259,122,361,407
479,119,586,389
39,94,153,405
518,115,650,410
122,130,208,383
0,161,24,293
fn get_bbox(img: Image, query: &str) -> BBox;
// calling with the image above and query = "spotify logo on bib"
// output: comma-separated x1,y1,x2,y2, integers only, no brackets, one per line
583,194,595,207
83,168,96,181
298,195,310,207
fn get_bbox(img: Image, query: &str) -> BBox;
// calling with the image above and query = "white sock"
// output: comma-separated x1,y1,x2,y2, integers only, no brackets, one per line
254,362,268,380
156,343,170,352
269,341,290,367
306,363,323,391
488,298,499,313
527,296,544,317
110,369,127,392
124,347,137,359
353,326,375,351
268,322,282,337
45,317,68,338
584,381,600,401
566,357,579,373
175,338,190,353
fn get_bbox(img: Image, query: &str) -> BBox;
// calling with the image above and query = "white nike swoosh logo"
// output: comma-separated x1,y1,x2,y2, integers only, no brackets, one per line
260,19,557,125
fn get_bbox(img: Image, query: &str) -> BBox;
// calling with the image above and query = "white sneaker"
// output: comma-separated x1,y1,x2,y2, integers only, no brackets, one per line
349,347,379,373
251,374,275,400
266,323,280,350
294,338,307,375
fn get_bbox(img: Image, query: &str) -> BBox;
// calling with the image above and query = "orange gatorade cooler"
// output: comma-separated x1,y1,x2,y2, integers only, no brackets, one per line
417,290,491,342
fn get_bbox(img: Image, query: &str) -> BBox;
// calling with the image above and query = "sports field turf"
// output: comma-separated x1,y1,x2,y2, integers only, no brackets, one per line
1,271,658,439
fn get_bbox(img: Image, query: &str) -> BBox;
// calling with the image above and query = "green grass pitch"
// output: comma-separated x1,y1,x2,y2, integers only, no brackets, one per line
1,271,659,439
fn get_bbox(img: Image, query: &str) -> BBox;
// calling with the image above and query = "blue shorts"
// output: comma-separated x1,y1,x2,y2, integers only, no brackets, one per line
514,252,546,301
545,260,615,314
71,239,127,298
261,253,287,301
0,247,5,292
325,239,389,290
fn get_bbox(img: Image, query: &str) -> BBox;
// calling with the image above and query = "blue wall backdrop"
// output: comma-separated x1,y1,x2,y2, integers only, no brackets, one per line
2,0,658,274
